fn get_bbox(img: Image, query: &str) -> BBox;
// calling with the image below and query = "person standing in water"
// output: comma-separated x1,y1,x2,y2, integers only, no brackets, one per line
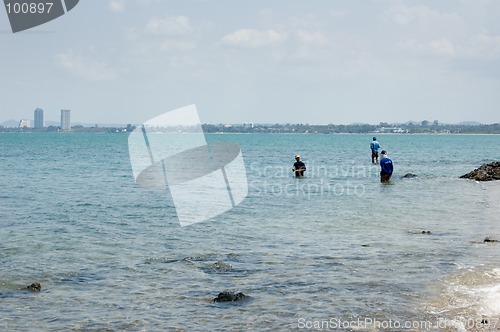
292,154,306,177
370,137,381,163
379,150,393,182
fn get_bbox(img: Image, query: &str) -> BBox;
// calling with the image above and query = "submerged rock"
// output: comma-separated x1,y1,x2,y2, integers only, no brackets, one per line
409,229,431,235
27,282,41,291
460,162,500,181
209,261,232,273
213,291,246,302
200,261,233,274
402,173,417,178
484,237,499,243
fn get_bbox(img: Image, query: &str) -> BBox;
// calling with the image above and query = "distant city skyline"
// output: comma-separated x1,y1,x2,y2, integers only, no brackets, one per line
1,1,499,125
0,107,497,129
0,116,495,129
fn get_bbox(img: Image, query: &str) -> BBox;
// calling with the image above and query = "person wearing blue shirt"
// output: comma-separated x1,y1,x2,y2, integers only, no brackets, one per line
370,137,381,163
379,150,393,182
292,154,306,177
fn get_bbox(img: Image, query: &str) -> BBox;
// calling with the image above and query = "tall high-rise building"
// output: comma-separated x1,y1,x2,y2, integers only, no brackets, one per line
61,109,71,131
34,108,44,128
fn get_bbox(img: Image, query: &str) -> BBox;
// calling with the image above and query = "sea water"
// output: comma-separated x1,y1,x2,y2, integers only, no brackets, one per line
0,132,499,331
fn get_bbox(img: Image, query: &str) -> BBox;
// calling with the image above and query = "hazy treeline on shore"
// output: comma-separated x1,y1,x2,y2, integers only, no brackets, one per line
1,122,499,134
202,122,500,134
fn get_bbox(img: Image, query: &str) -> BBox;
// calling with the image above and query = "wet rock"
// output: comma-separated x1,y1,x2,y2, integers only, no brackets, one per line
402,173,417,178
409,229,431,235
460,162,500,181
209,261,232,272
201,261,233,274
484,237,499,243
213,291,246,302
27,282,41,291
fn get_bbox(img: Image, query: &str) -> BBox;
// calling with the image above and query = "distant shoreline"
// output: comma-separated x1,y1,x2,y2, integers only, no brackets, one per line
1,130,500,135
1,121,500,134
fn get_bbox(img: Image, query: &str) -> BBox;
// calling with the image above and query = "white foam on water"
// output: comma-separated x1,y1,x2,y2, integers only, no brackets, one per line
457,268,500,318
474,282,500,317
424,267,500,331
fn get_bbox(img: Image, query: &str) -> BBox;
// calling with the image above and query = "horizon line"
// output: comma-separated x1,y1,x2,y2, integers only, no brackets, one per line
1,120,499,128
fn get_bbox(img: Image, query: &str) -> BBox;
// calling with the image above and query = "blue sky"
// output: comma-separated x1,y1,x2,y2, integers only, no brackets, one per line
1,0,500,125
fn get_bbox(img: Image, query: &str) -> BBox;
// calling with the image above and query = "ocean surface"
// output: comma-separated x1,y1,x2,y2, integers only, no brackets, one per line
1,132,499,331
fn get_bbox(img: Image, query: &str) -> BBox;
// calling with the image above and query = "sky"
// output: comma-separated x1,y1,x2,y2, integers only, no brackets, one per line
1,0,500,126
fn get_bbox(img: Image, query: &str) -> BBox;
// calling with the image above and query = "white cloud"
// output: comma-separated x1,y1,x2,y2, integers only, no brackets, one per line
430,38,455,56
109,0,125,13
260,8,274,17
469,32,500,59
383,4,465,58
135,39,197,56
123,14,201,65
392,5,432,25
397,38,456,57
331,9,348,18
221,29,287,48
144,15,193,36
55,50,116,81
296,30,328,46
385,4,461,28
136,0,160,4
397,39,427,53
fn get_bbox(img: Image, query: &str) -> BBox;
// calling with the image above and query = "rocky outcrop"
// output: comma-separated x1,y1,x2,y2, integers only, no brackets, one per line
460,162,500,181
213,291,246,302
26,282,41,291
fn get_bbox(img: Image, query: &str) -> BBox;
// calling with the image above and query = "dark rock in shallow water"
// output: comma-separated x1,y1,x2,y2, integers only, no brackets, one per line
27,282,41,291
460,162,500,181
484,237,499,243
213,291,246,302
402,173,417,178
409,229,431,235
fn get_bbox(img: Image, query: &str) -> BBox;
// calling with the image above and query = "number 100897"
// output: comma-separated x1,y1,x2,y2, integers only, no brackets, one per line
5,2,54,14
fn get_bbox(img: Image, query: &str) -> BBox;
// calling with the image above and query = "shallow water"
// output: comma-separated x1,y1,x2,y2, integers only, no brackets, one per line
1,132,499,331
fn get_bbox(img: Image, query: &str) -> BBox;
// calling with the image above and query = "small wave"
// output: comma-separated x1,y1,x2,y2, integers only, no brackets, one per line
424,267,500,330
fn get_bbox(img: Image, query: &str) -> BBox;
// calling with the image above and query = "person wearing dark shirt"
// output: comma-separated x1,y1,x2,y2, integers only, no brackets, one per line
292,154,306,177
379,150,393,182
370,137,381,163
